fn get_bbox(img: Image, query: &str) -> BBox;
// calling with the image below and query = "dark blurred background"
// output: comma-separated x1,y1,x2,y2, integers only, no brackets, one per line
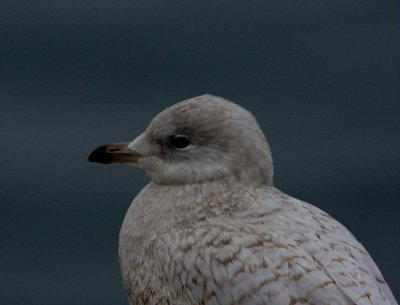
1,1,399,304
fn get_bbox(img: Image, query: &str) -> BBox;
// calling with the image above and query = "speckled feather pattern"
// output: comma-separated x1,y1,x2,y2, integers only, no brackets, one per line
119,183,396,305
114,95,397,305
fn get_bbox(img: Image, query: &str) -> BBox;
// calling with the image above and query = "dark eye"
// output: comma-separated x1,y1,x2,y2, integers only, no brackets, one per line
170,135,191,149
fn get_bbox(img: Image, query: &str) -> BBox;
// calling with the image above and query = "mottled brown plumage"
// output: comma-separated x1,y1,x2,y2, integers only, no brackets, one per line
89,95,397,305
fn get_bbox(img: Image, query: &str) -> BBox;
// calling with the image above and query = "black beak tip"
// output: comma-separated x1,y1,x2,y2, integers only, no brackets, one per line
88,145,113,164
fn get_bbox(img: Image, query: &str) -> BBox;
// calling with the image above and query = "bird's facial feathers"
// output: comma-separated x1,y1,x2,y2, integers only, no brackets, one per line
89,94,273,186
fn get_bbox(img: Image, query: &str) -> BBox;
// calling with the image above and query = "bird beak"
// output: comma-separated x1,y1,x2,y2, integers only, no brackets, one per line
88,142,143,164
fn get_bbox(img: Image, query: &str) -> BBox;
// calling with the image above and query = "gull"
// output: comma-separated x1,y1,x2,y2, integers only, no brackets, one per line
88,95,397,305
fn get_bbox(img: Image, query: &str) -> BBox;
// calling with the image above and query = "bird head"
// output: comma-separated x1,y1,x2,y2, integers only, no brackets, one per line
88,95,273,186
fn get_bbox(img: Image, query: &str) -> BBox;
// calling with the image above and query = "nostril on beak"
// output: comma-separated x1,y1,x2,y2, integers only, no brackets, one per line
88,142,137,164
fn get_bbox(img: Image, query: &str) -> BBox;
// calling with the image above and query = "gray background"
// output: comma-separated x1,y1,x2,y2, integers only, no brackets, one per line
1,1,399,304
